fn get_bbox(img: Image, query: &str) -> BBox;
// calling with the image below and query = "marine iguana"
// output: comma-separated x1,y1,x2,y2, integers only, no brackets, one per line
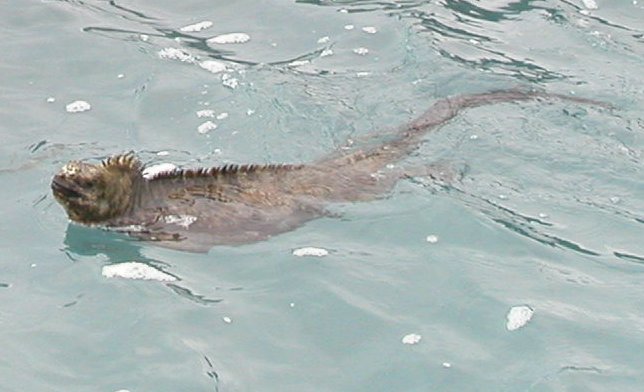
51,89,609,252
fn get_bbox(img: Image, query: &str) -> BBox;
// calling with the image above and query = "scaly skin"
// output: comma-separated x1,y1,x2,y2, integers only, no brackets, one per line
51,89,610,252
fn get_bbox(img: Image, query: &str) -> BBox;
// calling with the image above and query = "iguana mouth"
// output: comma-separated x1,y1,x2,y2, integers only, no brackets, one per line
51,176,83,199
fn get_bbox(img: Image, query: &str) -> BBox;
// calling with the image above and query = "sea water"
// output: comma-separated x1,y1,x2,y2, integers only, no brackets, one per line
0,1,642,391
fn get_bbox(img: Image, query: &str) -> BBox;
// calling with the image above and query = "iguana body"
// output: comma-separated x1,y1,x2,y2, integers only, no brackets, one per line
51,89,608,252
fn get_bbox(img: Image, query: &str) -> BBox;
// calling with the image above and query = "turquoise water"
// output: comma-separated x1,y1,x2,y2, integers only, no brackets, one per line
1,0,643,390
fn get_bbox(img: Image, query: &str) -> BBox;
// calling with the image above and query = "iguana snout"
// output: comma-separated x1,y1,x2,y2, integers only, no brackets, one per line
52,155,141,224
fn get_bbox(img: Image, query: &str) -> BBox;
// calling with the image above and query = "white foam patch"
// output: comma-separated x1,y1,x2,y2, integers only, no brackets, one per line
317,36,330,44
292,247,329,257
221,74,239,89
142,163,177,179
402,333,422,345
288,60,310,67
163,214,197,228
506,305,534,331
180,21,213,32
110,224,146,233
362,26,378,34
199,60,227,74
320,49,334,57
344,24,355,30
65,100,91,113
426,235,439,243
582,0,598,9
208,33,250,44
196,109,215,118
353,47,369,55
198,120,218,134
216,112,229,120
102,262,176,282
158,48,195,63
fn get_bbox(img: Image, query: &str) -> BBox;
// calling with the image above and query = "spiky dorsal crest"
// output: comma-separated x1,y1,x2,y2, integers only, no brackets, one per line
146,163,303,181
102,152,143,174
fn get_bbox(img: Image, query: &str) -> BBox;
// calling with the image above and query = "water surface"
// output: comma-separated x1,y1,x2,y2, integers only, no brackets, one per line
0,0,642,391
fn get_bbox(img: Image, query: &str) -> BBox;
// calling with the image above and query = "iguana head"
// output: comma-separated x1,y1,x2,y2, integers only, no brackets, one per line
51,153,143,224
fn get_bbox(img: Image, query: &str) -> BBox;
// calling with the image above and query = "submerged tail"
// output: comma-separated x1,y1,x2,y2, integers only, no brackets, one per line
327,88,611,170
396,88,611,156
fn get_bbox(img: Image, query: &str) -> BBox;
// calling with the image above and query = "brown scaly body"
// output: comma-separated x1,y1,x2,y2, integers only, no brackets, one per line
51,89,610,252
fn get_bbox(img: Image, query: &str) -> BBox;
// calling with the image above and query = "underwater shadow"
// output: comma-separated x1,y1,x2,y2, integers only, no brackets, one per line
63,224,222,305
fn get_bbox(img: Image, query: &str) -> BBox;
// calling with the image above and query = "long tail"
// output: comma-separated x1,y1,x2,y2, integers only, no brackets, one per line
391,88,611,157
321,88,611,170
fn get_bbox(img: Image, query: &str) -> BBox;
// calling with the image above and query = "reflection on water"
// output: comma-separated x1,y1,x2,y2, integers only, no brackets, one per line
1,0,643,390
63,224,223,305
61,0,644,84
63,222,146,261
